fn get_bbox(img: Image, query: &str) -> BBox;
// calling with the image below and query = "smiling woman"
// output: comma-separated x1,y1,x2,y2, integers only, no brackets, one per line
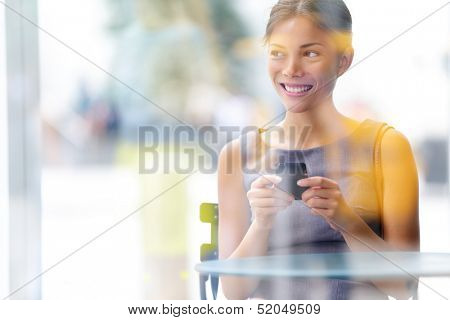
266,1,353,115
217,0,420,300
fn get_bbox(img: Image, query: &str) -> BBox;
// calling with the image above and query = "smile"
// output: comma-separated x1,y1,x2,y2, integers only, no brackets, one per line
280,83,314,96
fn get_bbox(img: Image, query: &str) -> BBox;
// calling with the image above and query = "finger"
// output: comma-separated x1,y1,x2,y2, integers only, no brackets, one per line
247,187,294,202
297,176,337,189
304,197,331,209
272,184,296,199
250,197,293,208
302,188,339,202
251,175,282,189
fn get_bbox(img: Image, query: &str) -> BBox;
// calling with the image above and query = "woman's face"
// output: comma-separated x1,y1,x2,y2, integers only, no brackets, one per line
267,15,347,113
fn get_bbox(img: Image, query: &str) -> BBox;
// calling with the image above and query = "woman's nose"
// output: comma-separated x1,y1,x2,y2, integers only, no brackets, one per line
282,58,304,77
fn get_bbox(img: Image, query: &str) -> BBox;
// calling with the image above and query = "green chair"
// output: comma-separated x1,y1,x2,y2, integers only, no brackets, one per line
199,203,219,300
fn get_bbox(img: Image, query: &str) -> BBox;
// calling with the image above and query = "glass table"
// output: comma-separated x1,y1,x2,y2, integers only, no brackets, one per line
195,251,450,279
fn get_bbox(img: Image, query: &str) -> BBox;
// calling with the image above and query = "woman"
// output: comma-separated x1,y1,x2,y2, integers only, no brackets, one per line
217,0,420,300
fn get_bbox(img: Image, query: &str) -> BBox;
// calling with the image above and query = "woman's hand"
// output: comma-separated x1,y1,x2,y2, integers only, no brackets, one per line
247,175,295,230
298,176,359,232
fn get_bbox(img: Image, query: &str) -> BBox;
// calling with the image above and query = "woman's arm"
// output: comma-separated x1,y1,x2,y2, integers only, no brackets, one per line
299,128,420,299
218,135,293,300
340,128,420,298
217,137,267,300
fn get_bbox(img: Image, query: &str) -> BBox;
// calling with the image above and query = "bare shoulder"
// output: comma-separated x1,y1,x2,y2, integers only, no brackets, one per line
218,136,242,163
379,127,418,191
380,128,416,161
218,138,241,181
346,117,363,130
341,116,363,134
218,129,264,174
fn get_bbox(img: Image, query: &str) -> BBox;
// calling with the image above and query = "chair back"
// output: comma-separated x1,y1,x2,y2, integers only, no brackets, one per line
199,203,219,299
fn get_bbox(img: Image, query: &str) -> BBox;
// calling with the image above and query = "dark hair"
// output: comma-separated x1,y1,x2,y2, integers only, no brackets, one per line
264,0,353,51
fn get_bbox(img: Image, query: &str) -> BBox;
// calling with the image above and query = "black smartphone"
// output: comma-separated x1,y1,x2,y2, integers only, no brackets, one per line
275,162,309,200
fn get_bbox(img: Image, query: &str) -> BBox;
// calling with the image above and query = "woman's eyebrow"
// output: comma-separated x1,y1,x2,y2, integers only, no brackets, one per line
300,42,324,48
269,42,324,49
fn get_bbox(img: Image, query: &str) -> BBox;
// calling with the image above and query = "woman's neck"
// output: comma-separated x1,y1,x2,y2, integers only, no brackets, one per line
267,98,359,150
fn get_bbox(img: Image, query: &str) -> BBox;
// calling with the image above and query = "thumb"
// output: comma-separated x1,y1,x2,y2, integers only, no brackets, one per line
252,174,282,188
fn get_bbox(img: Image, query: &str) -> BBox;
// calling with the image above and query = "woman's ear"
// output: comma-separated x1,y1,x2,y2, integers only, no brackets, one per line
337,47,354,77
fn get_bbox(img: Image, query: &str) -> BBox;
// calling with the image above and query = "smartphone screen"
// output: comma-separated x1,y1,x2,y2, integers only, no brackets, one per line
276,162,309,200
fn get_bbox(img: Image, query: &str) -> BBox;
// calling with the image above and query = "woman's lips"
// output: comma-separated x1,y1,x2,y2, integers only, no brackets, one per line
279,83,314,97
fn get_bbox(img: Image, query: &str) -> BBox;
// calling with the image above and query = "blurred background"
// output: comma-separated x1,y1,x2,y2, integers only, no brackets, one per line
0,0,449,300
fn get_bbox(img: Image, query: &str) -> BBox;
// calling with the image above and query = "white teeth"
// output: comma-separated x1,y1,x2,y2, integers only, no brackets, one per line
284,85,312,93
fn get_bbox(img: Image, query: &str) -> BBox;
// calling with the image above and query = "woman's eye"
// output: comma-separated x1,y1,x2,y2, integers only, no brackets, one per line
270,50,284,58
305,51,319,58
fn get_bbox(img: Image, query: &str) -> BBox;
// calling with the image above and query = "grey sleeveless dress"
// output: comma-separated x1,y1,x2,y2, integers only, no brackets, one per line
240,119,390,300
